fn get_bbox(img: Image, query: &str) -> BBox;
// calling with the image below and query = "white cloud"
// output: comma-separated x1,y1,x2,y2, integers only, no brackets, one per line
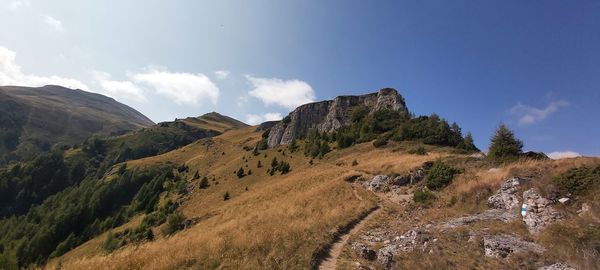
548,151,581,160
510,100,569,126
42,15,64,32
246,75,315,109
0,46,89,90
214,70,230,80
245,112,283,125
131,67,219,105
91,71,147,102
6,0,30,11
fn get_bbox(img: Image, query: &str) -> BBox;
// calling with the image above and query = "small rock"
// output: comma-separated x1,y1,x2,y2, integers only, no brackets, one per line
578,203,591,216
366,175,390,191
537,263,576,270
377,246,395,269
483,234,545,258
352,242,377,261
558,197,570,204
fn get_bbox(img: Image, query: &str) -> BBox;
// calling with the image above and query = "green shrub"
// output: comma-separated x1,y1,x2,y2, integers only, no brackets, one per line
350,105,369,123
102,231,120,252
372,137,388,148
553,165,600,196
256,139,268,150
161,212,185,236
278,162,291,174
199,177,209,189
282,115,291,125
413,190,436,204
288,139,298,152
425,162,459,190
236,167,245,178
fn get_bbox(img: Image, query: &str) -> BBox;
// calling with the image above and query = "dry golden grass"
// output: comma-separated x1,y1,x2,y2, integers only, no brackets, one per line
44,126,600,270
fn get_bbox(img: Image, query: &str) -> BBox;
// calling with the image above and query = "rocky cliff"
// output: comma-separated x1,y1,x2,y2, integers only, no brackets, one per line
266,88,408,147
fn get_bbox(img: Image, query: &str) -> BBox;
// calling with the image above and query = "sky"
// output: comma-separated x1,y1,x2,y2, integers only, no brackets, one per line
0,0,599,157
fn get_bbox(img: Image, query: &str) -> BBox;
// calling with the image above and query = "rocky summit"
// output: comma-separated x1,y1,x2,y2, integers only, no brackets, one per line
267,88,408,147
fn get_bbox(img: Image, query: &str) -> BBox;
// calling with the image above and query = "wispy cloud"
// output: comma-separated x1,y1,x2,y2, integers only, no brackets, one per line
214,70,230,80
246,75,315,109
245,112,283,125
547,151,581,160
0,46,88,90
510,100,569,126
42,15,64,32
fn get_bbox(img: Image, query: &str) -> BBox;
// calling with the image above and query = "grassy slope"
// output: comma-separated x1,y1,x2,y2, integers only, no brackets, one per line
44,126,600,270
0,85,154,162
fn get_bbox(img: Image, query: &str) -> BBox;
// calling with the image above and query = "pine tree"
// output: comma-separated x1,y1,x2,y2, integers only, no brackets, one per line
288,139,298,152
460,132,479,152
236,167,245,178
199,177,209,189
488,124,523,161
223,192,230,201
257,160,262,168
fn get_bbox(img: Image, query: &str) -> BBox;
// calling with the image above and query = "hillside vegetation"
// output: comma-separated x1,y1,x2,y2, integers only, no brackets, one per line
0,85,155,163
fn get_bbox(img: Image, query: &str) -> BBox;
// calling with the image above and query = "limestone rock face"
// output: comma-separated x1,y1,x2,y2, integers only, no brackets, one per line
266,88,408,147
522,189,562,234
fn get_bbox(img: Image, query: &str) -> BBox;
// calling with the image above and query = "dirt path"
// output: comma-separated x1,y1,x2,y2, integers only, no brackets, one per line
318,206,381,270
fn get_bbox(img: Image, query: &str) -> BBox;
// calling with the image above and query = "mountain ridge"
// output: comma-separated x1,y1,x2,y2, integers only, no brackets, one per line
0,85,154,162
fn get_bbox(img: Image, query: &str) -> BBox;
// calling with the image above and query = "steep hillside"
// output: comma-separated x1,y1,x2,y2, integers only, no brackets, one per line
0,85,154,163
0,112,241,218
42,129,600,270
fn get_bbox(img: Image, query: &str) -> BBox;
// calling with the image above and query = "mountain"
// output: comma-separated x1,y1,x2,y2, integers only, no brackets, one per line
0,88,597,270
267,88,408,147
0,111,244,219
0,85,154,163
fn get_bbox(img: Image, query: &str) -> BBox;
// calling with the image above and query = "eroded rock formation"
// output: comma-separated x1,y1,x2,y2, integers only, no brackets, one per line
267,88,408,147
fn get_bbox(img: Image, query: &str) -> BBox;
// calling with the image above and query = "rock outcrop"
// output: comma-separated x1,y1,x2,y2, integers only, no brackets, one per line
377,227,434,269
439,177,522,230
266,88,408,147
522,189,562,234
483,234,545,258
391,161,433,186
488,177,521,210
364,175,391,191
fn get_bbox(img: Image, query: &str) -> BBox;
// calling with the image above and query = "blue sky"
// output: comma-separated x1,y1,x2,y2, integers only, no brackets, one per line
0,0,598,157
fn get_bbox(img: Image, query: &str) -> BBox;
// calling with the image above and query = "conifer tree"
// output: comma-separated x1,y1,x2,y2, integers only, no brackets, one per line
488,124,523,161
